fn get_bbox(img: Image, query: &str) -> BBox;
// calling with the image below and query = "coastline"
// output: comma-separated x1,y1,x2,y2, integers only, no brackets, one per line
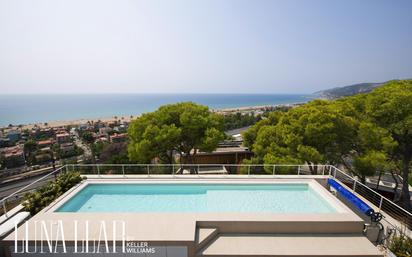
212,102,305,114
1,102,304,130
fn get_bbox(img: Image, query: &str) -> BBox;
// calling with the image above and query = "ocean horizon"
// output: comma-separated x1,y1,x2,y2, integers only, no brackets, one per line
0,94,313,126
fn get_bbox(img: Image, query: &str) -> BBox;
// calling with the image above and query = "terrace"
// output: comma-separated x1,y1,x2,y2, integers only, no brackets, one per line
0,164,411,257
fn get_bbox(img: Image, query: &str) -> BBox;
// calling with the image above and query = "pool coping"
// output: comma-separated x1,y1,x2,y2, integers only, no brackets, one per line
4,178,365,246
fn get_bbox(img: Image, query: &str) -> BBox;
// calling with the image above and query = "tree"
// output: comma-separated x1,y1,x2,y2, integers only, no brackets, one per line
221,112,261,131
245,100,357,174
24,140,38,165
81,131,94,144
99,142,129,164
352,151,387,183
80,131,96,164
243,111,283,150
363,80,412,209
24,140,37,158
327,98,396,183
244,80,411,209
128,118,181,164
128,102,225,165
244,97,395,179
0,155,5,170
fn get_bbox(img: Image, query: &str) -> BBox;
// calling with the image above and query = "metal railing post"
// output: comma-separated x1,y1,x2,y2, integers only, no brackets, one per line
378,197,383,212
2,201,7,217
272,165,276,175
322,165,325,175
122,165,125,176
298,165,301,175
353,180,357,191
248,165,250,176
97,165,100,176
147,165,150,176
172,164,175,177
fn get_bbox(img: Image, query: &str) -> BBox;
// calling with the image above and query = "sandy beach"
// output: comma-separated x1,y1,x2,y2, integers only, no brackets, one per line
212,102,303,114
14,116,135,130
3,103,303,130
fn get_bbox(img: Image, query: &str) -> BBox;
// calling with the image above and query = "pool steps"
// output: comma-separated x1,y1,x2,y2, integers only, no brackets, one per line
194,217,382,256
196,219,364,234
197,234,383,257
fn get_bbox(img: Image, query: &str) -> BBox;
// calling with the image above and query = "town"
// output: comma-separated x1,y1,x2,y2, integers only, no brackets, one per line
0,119,129,180
0,103,279,179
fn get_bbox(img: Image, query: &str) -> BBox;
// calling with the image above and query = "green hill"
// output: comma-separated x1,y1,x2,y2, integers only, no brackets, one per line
314,81,390,99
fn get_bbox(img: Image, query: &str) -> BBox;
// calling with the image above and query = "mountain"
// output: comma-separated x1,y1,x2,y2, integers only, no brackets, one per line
314,81,388,99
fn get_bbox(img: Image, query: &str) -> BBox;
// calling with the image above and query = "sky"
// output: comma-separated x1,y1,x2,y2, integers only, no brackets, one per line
0,0,411,94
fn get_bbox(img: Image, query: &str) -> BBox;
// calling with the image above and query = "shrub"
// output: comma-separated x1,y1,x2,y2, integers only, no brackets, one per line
23,172,84,215
388,231,412,257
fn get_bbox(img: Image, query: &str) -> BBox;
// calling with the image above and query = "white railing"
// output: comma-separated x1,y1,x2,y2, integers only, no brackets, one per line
0,165,66,217
330,165,412,231
1,163,411,233
63,163,332,176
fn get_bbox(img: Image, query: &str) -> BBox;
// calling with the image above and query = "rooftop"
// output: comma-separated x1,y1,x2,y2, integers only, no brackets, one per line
1,164,409,257
0,145,24,158
37,139,53,145
3,178,382,257
56,132,70,137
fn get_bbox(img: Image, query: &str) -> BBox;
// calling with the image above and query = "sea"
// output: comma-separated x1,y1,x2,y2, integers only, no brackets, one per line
0,94,313,126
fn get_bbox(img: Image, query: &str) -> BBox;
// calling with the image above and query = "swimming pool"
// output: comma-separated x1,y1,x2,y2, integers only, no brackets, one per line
56,183,338,213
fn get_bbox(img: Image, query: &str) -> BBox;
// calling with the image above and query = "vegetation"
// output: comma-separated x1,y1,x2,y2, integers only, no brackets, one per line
92,141,105,157
80,131,97,164
1,154,26,168
316,82,384,99
99,142,129,164
388,231,412,257
362,80,412,209
53,144,84,159
23,172,84,215
80,131,95,144
128,102,224,164
23,140,37,157
221,112,261,131
243,80,412,209
0,155,5,169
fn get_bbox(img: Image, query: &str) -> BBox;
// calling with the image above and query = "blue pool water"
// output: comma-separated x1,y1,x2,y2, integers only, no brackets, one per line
56,184,337,213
